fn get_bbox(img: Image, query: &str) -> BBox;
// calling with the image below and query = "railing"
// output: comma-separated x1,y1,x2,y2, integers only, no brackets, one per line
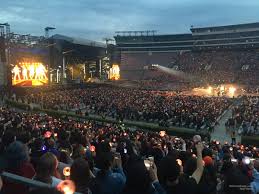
1,171,81,194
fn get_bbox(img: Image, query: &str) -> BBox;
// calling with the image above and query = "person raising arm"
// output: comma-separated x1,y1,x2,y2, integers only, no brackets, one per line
192,142,204,184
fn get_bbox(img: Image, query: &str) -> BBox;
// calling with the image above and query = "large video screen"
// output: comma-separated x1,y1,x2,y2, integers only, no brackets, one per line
12,62,48,86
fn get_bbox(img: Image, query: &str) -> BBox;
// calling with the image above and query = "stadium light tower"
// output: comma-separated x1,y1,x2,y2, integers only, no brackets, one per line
0,23,10,37
0,23,11,86
62,49,74,82
102,38,114,78
103,38,113,45
45,27,56,38
103,38,113,54
44,28,56,85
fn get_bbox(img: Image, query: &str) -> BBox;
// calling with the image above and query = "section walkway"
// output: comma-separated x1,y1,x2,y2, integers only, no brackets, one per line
211,98,242,144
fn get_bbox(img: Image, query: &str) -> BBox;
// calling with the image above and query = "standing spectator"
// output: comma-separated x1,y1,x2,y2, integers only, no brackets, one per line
249,159,259,194
123,161,165,194
90,152,126,194
70,158,92,194
221,154,250,194
158,142,204,194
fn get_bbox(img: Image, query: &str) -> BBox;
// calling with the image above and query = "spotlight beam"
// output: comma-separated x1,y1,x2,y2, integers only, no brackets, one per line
155,65,195,82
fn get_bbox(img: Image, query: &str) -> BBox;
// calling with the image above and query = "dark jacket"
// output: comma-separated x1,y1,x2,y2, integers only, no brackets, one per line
90,167,126,194
122,181,166,194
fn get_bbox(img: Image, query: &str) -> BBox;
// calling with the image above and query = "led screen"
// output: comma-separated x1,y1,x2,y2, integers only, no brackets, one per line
12,62,48,86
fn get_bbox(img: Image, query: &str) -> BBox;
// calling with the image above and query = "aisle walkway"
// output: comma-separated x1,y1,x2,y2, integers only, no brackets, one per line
211,102,241,144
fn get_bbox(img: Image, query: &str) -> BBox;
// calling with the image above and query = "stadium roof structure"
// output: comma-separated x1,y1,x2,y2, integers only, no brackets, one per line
191,22,259,31
47,34,107,69
51,34,106,48
115,33,192,43
114,22,259,52
191,22,259,35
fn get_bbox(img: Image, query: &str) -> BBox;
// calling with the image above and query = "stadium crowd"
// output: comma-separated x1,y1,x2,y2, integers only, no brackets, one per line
180,51,259,85
0,106,259,194
23,87,232,131
226,96,259,135
138,50,259,85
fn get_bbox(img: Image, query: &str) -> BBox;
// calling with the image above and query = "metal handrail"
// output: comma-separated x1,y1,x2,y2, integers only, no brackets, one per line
1,171,81,194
